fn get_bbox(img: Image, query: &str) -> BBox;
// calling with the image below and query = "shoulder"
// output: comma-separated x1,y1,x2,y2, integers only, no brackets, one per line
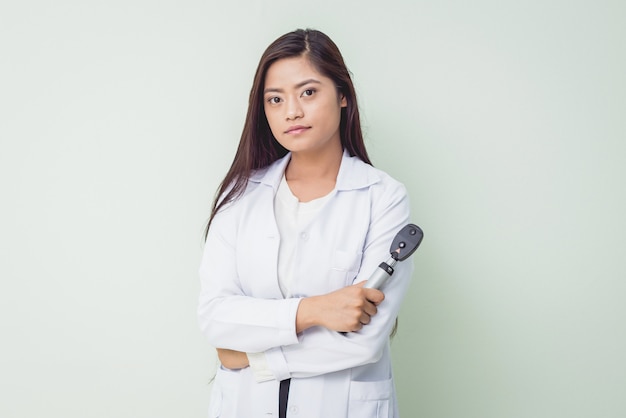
340,154,408,198
369,166,409,214
217,154,289,211
368,163,406,191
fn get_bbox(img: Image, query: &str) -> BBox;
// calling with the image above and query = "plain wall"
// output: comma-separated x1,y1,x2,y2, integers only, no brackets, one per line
1,1,625,417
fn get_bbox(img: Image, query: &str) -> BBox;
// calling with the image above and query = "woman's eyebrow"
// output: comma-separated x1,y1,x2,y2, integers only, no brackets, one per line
264,78,322,94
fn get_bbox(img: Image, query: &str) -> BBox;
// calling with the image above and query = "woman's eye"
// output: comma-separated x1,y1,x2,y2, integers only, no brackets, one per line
302,89,315,97
267,97,281,104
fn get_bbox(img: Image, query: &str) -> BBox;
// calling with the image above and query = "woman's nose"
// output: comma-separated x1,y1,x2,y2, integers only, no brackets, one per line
285,99,303,120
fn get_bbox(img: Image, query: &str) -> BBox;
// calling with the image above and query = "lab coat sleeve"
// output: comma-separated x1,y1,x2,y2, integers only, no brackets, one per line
197,204,301,353
262,181,415,380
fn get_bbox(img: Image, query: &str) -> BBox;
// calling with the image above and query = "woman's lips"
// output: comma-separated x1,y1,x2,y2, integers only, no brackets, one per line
285,125,310,134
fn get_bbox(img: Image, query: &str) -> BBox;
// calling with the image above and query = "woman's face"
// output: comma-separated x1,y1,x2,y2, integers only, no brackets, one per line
263,55,346,157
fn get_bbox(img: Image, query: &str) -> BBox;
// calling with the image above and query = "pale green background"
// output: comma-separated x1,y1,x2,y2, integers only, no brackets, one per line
1,1,625,417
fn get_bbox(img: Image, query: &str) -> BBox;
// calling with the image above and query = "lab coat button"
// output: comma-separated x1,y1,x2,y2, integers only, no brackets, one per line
300,232,308,241
289,405,299,414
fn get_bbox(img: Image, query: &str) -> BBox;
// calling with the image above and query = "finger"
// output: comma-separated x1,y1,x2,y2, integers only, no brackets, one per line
362,301,378,317
360,312,371,325
364,288,385,304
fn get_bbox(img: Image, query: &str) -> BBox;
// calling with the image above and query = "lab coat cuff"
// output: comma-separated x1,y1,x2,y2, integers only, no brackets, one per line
265,346,291,381
265,298,302,381
278,297,301,346
247,352,275,383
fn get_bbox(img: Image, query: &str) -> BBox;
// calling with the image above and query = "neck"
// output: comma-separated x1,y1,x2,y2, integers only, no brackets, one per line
285,144,343,182
283,141,343,203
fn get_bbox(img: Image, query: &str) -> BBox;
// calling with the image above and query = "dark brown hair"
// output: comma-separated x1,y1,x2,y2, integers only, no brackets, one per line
206,29,371,235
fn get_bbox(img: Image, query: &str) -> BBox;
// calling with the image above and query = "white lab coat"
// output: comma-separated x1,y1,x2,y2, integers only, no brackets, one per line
198,150,414,418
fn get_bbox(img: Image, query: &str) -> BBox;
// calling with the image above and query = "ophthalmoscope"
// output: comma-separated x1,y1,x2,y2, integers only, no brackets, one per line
363,224,424,289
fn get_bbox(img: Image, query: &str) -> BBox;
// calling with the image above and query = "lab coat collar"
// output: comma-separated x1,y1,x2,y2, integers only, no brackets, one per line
249,149,380,192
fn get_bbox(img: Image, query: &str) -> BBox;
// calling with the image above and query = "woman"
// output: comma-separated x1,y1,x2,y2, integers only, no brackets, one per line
198,28,414,417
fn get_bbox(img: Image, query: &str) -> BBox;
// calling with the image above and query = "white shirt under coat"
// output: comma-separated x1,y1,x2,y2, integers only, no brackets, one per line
198,150,414,418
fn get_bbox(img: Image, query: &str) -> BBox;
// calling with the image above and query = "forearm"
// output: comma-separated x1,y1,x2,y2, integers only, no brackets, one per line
216,348,250,369
296,284,383,333
198,294,301,352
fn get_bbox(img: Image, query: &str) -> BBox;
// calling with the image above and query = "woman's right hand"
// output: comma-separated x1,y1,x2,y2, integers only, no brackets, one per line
296,282,384,333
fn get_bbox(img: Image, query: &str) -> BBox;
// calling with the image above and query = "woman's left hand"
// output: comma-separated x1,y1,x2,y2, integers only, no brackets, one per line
216,348,250,369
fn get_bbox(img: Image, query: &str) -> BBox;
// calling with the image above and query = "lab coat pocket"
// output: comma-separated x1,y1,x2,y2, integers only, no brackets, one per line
209,366,241,418
330,249,363,287
207,382,221,418
348,378,393,418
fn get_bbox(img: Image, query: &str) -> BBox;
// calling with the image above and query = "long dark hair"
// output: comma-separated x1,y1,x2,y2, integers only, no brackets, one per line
205,29,371,236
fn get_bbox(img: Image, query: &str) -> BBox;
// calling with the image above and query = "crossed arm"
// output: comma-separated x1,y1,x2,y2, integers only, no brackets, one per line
217,281,384,369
